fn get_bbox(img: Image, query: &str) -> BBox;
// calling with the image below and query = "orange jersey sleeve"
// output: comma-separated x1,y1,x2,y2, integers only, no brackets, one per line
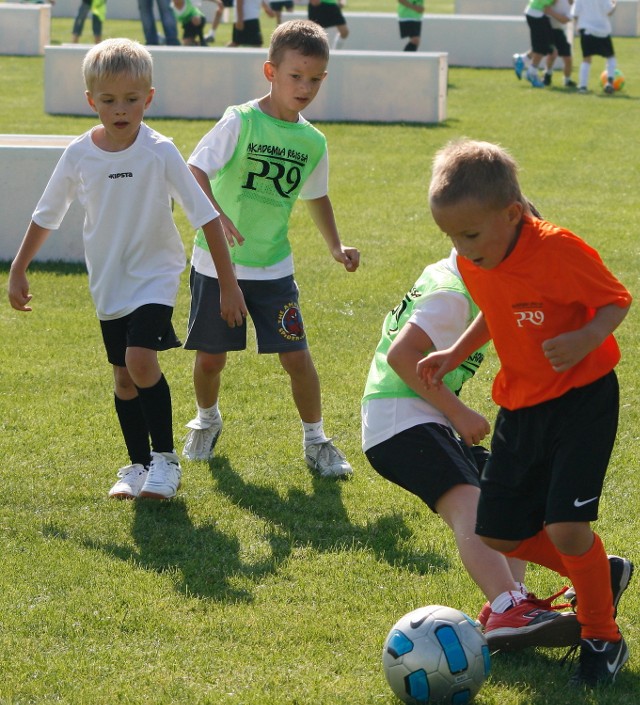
458,218,632,410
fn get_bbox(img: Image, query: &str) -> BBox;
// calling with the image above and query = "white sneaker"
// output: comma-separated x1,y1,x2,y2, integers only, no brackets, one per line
139,451,181,499
108,463,148,499
183,414,223,461
305,439,353,478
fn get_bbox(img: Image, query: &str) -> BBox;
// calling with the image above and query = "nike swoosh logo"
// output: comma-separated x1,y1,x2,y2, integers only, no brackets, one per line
607,643,627,674
573,496,598,508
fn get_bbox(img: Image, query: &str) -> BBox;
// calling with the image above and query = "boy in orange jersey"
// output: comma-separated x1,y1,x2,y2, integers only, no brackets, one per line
418,139,632,688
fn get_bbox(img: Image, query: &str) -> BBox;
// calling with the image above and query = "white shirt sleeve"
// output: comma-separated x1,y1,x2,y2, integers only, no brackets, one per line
32,147,78,230
164,141,219,228
188,109,242,178
408,290,471,351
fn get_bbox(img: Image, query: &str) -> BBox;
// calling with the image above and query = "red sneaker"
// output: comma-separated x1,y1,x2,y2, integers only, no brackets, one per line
476,601,492,628
485,595,580,651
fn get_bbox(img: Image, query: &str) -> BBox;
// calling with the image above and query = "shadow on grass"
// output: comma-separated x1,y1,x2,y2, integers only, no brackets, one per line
42,456,450,604
487,648,639,704
211,454,449,576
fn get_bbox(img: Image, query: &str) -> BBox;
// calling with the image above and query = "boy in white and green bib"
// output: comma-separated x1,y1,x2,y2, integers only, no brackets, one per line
397,0,424,52
362,248,579,650
183,20,360,479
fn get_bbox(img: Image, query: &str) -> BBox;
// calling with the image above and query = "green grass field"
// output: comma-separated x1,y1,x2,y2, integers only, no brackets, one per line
1,11,639,705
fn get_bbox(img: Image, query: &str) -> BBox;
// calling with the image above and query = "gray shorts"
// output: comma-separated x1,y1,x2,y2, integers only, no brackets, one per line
184,268,309,354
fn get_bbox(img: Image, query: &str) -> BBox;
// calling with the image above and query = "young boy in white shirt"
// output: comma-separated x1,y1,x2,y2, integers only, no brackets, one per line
8,38,246,501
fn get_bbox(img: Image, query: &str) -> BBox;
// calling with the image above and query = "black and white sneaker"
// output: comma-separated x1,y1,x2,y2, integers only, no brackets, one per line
569,636,629,687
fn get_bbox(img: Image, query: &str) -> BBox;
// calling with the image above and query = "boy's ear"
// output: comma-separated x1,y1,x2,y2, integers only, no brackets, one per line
506,201,524,225
85,90,98,113
144,87,155,109
263,61,276,82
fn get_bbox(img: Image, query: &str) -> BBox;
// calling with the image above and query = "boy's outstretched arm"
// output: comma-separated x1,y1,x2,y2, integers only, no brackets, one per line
305,195,360,273
542,302,631,372
8,221,52,311
189,165,245,248
388,322,490,446
200,217,248,328
417,312,490,387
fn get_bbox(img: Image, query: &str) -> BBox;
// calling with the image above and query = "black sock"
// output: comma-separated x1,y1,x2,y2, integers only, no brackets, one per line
114,395,151,466
137,374,174,454
404,42,418,52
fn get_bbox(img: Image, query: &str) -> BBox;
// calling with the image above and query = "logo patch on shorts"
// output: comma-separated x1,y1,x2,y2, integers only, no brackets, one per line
278,303,305,341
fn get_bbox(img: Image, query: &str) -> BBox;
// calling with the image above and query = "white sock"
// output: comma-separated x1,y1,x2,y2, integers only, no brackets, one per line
333,35,345,50
527,64,539,80
490,590,524,614
515,582,529,597
302,419,328,446
579,61,590,88
197,402,220,424
606,56,617,78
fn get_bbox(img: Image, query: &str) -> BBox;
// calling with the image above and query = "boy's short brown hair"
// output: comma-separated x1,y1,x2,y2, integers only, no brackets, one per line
268,19,330,65
82,38,153,93
429,139,527,211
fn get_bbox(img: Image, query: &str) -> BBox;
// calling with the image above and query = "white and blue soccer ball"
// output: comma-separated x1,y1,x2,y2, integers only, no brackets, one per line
382,605,490,704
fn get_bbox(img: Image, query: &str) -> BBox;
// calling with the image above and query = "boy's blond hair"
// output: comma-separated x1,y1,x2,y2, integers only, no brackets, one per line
82,38,153,93
429,139,527,212
268,19,330,65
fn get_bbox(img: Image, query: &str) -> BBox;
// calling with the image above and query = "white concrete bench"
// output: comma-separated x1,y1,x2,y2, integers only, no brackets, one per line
0,135,85,262
44,45,448,123
0,2,50,55
454,0,639,37
288,10,530,67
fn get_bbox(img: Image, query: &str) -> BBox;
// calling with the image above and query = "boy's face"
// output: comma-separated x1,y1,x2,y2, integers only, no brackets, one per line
431,198,523,270
86,73,154,151
263,49,327,122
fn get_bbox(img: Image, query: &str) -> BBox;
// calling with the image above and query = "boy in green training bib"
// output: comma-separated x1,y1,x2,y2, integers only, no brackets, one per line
183,19,360,479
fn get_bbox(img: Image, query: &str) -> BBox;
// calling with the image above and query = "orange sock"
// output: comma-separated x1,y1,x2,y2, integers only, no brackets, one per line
504,529,568,576
560,533,619,642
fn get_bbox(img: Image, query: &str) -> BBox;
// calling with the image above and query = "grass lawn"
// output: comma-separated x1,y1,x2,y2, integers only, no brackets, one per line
0,12,639,705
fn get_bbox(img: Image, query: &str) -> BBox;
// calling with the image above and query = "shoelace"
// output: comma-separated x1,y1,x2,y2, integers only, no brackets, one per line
524,586,573,612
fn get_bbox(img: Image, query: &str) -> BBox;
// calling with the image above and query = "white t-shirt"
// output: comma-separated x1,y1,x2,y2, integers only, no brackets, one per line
32,123,218,320
550,0,571,29
572,0,614,36
188,99,329,280
361,250,471,452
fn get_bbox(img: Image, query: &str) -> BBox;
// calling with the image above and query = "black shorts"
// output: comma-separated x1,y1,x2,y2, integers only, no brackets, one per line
399,20,421,39
100,304,181,367
579,30,614,58
308,2,346,29
270,0,293,10
551,27,571,57
182,17,206,40
365,423,485,513
232,18,263,46
527,13,554,55
476,371,619,541
184,269,309,355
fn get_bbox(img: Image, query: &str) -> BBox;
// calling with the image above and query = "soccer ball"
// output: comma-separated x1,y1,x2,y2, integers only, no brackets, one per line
382,605,490,704
600,68,625,91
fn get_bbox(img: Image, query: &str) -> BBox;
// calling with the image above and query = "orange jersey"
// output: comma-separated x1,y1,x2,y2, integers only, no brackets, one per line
457,217,632,410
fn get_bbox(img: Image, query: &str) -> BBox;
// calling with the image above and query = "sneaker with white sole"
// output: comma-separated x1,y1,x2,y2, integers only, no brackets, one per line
485,593,580,651
183,414,223,461
139,451,181,499
108,463,148,499
305,439,353,478
569,636,629,687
